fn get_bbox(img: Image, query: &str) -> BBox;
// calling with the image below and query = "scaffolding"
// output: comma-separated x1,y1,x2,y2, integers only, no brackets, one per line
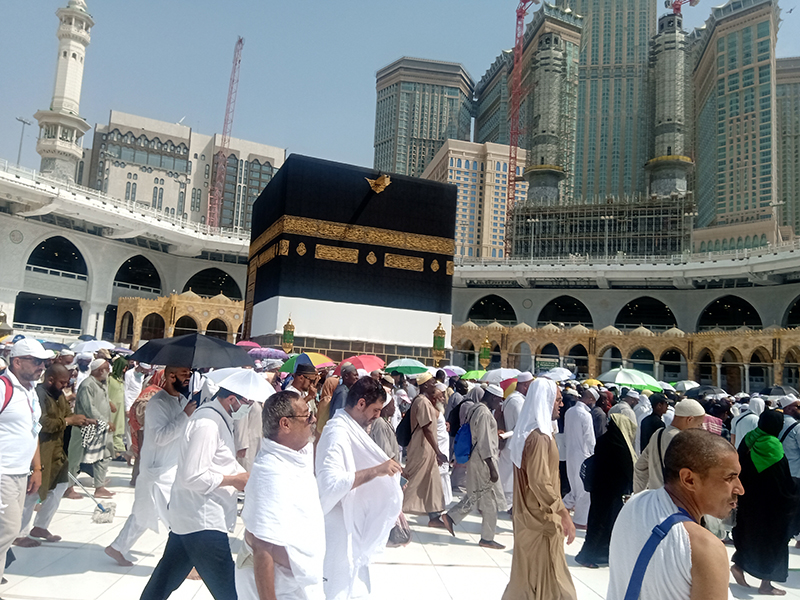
511,193,696,259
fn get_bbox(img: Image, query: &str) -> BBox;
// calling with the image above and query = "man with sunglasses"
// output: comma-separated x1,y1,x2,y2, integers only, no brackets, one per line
286,363,318,403
141,380,250,600
235,390,324,599
0,339,53,586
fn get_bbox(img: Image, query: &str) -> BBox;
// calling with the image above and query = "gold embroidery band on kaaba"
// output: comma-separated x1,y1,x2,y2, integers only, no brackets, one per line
384,253,424,272
315,244,359,264
249,215,455,258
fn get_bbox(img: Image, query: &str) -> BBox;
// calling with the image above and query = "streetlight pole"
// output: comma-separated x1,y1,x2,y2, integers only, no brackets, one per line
15,117,32,166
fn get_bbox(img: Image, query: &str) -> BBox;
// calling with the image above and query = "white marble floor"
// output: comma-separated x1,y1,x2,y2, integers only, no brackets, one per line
4,464,800,599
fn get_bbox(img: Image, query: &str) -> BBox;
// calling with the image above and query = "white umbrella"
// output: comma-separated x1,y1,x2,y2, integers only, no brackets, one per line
674,380,700,392
597,368,662,391
658,381,676,392
539,367,574,382
734,392,751,399
206,367,244,384
443,365,466,376
71,340,115,353
480,368,521,384
216,368,276,403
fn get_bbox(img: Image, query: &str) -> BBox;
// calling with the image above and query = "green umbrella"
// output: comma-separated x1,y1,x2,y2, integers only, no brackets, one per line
385,358,428,375
461,369,487,380
596,367,663,392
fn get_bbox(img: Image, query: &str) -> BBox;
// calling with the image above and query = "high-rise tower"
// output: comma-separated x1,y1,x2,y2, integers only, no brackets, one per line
560,0,656,200
646,13,694,196
373,57,473,177
35,0,93,182
523,6,582,205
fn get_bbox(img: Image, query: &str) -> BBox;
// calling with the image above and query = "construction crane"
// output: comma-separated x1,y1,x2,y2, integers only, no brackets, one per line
506,0,538,257
665,0,699,15
208,36,244,229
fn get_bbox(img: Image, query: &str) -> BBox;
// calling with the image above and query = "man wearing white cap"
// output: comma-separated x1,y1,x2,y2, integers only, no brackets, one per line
73,352,93,389
777,394,800,547
124,362,151,413
141,373,251,600
634,399,706,493
441,383,507,548
609,389,639,428
498,372,533,510
66,358,114,499
0,339,52,585
105,366,195,567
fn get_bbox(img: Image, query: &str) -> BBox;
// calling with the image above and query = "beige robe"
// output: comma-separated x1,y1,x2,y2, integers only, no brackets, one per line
503,431,577,600
402,395,443,515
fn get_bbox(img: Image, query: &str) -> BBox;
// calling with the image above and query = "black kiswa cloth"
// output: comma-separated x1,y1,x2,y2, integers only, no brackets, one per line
248,155,457,314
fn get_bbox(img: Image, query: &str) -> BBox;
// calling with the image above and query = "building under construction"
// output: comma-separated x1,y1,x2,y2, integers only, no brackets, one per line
510,193,695,259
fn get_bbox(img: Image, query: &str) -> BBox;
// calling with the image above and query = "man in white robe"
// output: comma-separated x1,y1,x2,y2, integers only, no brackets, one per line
105,366,194,566
316,377,403,599
234,380,275,472
498,372,533,509
633,393,652,454
236,390,325,600
564,389,596,528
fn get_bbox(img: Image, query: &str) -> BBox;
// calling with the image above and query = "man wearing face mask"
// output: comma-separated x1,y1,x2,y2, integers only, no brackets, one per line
141,380,250,600
105,366,194,567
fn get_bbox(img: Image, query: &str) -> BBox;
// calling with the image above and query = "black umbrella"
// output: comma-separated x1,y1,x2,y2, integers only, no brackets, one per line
685,385,727,398
129,333,255,370
78,334,97,341
760,385,800,397
41,341,69,351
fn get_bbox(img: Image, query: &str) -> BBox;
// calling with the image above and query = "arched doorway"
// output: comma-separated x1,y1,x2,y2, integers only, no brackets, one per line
467,295,517,325
697,296,762,331
784,296,800,328
206,318,229,341
660,348,687,382
614,297,676,331
174,315,199,337
629,348,655,376
785,347,800,389
183,268,242,300
567,344,589,378
453,340,476,370
748,348,772,393
113,255,162,293
119,311,134,344
141,313,165,340
536,343,560,373
14,292,82,332
509,342,533,371
537,296,593,328
720,349,743,394
26,236,88,276
696,349,715,385
600,346,622,373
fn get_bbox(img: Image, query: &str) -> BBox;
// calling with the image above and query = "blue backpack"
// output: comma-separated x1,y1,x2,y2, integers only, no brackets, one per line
453,423,473,464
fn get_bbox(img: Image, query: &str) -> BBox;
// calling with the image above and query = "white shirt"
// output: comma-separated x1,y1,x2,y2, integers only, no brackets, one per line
123,369,144,411
140,389,189,473
564,401,595,466
75,369,90,390
0,370,42,475
168,399,245,535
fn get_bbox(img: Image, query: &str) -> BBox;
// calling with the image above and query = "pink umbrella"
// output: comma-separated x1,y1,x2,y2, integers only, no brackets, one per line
236,341,260,349
248,347,289,360
334,355,385,376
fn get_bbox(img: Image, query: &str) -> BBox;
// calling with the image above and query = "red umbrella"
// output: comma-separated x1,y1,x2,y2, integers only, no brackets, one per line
333,355,385,375
236,341,260,349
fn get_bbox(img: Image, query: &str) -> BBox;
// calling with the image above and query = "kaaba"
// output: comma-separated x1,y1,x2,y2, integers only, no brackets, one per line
244,155,456,361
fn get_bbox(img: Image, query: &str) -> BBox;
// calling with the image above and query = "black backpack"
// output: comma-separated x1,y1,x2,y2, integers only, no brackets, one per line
396,409,413,447
447,399,469,438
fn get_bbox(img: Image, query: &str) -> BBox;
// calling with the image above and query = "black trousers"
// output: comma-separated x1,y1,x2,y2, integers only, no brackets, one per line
140,530,237,600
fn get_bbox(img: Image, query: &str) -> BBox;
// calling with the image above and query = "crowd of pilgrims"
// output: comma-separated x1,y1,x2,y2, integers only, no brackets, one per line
4,338,800,598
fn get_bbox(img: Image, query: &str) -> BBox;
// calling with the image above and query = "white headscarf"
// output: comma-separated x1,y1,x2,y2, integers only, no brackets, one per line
507,378,557,469
748,397,765,416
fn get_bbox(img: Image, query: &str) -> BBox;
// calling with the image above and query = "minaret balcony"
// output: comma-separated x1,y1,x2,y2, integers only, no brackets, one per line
36,137,83,162
57,23,90,44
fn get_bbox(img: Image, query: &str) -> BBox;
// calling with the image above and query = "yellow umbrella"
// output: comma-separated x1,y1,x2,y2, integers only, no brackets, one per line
583,378,602,386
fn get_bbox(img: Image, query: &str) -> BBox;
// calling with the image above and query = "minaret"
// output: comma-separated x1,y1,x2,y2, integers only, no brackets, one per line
646,13,693,195
34,0,93,182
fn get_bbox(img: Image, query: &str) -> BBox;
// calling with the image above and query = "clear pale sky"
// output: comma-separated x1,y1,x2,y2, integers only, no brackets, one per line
2,1,798,173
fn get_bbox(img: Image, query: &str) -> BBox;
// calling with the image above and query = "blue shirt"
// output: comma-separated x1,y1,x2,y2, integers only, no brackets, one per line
780,414,800,478
328,383,349,417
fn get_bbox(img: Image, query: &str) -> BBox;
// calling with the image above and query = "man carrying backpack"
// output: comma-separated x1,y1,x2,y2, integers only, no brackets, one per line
441,384,506,549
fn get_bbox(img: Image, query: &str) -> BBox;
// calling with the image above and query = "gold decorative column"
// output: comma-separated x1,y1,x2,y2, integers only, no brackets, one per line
432,320,446,365
479,335,491,369
282,317,295,354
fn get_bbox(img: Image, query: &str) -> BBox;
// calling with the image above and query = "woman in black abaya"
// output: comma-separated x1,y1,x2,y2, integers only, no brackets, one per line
731,409,798,596
575,413,636,568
